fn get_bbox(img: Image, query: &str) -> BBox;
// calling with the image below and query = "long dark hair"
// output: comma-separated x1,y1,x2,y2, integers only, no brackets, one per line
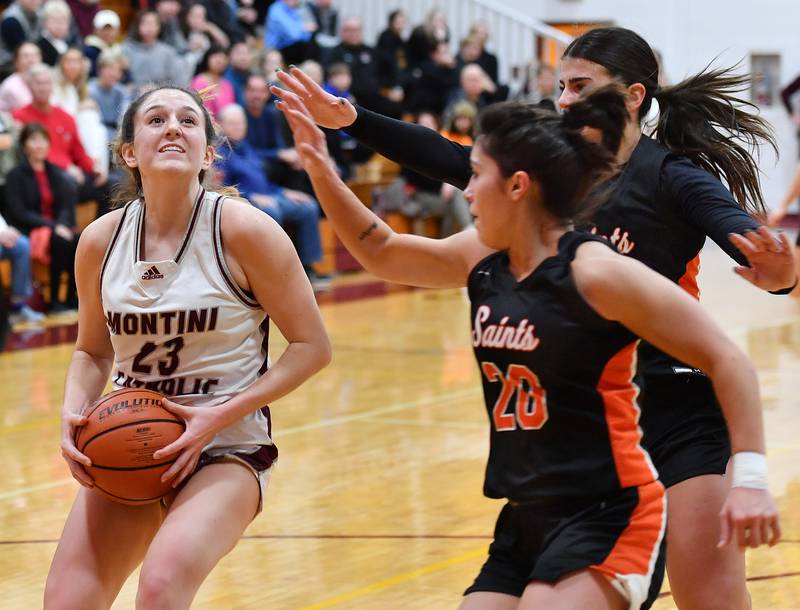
563,26,776,216
111,85,217,206
476,85,627,223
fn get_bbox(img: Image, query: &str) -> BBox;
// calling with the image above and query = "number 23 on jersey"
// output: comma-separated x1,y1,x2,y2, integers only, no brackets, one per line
481,362,548,431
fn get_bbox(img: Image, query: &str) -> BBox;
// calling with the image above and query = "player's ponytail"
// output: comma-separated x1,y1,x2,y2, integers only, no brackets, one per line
476,85,627,222
564,26,776,217
653,66,776,216
561,85,628,174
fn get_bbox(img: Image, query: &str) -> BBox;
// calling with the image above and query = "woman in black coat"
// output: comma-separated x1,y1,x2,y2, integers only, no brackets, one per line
4,122,79,312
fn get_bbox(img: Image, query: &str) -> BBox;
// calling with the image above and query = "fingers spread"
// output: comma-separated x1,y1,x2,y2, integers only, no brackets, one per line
159,398,188,417
173,457,198,488
778,231,793,251
289,65,324,94
153,438,183,460
274,70,310,97
756,226,782,252
733,266,756,283
729,233,758,258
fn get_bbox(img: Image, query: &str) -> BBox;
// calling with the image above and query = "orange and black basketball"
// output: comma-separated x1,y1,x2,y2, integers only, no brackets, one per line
74,388,186,505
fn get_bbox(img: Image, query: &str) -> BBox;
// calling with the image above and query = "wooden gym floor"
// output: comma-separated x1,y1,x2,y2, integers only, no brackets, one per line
1,237,799,610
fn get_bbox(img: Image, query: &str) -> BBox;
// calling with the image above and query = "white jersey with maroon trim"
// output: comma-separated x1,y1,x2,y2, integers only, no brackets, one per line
100,189,275,456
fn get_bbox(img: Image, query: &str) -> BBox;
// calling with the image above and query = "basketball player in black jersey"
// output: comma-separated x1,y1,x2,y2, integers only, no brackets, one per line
277,82,780,609
271,28,796,610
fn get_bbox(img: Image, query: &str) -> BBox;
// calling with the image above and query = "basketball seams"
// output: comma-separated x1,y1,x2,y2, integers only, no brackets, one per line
74,389,187,504
90,459,179,471
77,419,186,454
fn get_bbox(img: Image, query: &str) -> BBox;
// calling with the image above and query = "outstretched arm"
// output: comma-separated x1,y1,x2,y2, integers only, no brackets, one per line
274,93,493,288
573,241,779,550
272,66,473,190
665,159,796,292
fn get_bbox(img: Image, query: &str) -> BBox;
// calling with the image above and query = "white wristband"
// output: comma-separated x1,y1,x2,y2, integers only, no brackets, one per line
731,452,769,490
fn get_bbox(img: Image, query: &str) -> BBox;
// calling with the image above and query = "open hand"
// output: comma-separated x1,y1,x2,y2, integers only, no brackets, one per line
272,66,357,130
729,227,797,292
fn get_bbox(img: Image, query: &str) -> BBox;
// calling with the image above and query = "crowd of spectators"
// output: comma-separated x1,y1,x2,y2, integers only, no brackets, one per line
0,0,560,336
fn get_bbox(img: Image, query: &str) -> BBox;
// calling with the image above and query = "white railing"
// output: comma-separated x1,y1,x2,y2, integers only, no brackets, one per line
333,0,573,82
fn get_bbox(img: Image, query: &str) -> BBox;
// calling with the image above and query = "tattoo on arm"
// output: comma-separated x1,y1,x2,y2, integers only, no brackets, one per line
358,221,378,241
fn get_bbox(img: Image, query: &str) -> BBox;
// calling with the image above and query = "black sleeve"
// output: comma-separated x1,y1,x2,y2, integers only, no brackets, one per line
780,75,800,115
3,168,54,231
661,157,757,267
343,105,472,190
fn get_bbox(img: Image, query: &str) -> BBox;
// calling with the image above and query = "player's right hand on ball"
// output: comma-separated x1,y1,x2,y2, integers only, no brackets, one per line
60,411,94,488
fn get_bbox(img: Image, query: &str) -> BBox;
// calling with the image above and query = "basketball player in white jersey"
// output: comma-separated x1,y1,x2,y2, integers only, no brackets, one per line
44,85,331,610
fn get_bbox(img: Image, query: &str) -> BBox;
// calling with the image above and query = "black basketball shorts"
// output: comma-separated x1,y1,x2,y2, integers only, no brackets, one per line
465,480,667,610
639,373,731,489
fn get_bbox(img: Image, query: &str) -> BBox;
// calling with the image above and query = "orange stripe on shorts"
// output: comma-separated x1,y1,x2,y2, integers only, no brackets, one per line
592,480,666,579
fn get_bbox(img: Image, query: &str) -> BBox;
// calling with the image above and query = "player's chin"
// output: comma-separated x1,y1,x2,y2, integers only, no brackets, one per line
475,223,500,249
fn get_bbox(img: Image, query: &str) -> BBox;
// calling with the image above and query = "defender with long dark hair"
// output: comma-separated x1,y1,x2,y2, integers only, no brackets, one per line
272,26,796,610
276,85,779,610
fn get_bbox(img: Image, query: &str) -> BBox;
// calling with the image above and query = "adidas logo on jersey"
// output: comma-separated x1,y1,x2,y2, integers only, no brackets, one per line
141,265,164,280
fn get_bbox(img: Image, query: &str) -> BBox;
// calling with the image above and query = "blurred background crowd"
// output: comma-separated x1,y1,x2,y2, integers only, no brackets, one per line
0,0,798,344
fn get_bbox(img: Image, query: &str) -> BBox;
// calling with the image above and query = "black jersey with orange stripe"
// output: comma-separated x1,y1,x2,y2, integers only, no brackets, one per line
587,136,757,374
468,231,658,502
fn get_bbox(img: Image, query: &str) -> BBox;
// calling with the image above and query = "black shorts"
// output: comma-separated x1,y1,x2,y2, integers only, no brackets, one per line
465,481,667,610
639,374,731,488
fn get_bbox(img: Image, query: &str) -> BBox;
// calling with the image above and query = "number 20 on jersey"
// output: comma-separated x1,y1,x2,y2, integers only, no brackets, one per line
481,362,549,431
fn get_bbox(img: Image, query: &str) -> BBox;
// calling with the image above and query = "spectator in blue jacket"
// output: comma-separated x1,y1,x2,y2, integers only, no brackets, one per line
217,103,328,288
264,0,318,66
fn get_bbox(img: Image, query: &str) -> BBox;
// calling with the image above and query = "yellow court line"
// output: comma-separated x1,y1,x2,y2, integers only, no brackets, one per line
296,546,487,610
0,388,482,501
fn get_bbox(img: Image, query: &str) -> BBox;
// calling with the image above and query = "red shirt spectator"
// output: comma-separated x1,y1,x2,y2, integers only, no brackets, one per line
12,64,95,175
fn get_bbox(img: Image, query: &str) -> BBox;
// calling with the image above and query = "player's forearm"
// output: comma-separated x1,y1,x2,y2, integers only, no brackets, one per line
306,162,397,276
344,105,472,190
706,352,766,455
62,350,113,415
